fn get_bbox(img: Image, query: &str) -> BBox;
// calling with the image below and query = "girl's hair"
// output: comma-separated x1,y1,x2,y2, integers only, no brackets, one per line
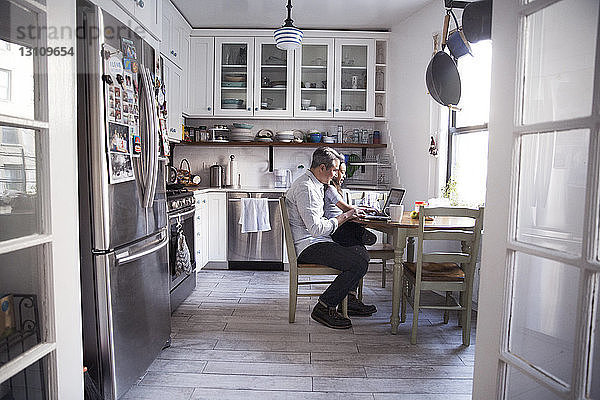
330,162,345,195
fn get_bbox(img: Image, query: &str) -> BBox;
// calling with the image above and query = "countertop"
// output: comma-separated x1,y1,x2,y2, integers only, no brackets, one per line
188,186,288,194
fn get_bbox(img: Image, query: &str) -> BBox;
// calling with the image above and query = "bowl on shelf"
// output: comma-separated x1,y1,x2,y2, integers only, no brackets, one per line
309,132,322,143
322,136,336,144
307,106,317,111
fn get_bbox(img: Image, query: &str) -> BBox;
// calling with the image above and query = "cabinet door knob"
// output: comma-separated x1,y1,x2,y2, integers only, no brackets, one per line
247,107,251,111
327,108,332,112
254,107,258,111
137,0,144,7
207,106,211,111
335,108,339,113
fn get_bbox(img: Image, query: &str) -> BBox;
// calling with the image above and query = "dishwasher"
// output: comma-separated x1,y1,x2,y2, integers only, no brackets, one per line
227,192,284,270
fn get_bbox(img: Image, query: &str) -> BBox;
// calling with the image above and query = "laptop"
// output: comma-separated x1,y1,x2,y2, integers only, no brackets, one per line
360,188,406,220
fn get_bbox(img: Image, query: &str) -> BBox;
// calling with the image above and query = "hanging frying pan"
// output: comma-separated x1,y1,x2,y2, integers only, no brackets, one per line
426,51,461,106
426,9,461,107
462,0,492,43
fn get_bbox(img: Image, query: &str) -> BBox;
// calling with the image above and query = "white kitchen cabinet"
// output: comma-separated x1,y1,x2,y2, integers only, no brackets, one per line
181,34,190,115
186,37,215,116
164,57,183,141
112,0,161,40
334,38,375,119
207,192,227,261
293,38,335,118
194,193,209,269
161,0,189,68
214,37,255,116
253,37,294,117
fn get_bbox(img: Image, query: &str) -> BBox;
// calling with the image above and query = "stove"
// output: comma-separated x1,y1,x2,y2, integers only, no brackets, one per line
166,188,196,312
166,189,195,213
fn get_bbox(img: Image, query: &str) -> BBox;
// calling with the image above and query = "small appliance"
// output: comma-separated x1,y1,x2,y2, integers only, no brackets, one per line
210,164,223,188
273,168,292,188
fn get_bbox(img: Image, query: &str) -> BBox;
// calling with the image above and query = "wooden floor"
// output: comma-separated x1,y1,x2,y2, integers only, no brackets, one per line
123,269,477,400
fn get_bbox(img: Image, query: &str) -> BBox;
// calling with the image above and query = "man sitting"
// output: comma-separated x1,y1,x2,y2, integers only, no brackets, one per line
285,147,376,329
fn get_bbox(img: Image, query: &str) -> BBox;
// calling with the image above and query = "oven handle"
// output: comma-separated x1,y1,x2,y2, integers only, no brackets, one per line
116,233,169,264
169,208,195,220
228,199,280,203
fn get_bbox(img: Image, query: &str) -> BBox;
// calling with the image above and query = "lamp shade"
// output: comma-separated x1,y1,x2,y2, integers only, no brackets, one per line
274,26,303,51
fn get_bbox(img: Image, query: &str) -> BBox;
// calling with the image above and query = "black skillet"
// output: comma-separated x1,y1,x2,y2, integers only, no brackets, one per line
425,10,461,107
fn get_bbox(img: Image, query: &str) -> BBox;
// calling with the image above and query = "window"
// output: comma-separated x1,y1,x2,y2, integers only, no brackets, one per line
446,40,492,207
0,68,10,101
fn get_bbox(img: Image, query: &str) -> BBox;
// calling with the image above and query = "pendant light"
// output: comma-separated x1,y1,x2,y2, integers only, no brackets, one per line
273,0,303,51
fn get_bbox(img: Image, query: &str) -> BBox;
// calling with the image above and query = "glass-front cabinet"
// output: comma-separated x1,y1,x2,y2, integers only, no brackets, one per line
214,37,254,116
334,39,375,119
253,38,294,117
294,38,335,118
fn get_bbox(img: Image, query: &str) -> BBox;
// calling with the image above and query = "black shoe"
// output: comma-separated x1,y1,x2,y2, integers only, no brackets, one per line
340,294,377,316
311,303,352,329
362,229,377,246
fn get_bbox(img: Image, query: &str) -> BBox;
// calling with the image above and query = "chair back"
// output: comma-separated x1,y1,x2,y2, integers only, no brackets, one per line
416,206,485,281
279,196,298,270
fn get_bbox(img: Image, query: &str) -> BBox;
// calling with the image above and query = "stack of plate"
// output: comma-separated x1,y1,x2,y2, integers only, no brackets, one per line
275,130,295,143
222,98,244,109
229,128,254,142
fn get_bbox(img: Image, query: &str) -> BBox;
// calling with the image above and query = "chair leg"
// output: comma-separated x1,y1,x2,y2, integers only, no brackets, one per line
410,282,421,345
381,259,386,288
443,291,451,324
462,285,474,346
341,296,348,319
358,278,364,302
289,272,298,323
458,291,464,327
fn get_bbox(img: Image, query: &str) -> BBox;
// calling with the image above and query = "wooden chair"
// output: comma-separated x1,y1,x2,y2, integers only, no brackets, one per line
280,197,348,323
400,206,484,346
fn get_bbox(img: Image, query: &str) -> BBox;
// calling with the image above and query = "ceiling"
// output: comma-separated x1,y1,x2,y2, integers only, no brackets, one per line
172,0,434,31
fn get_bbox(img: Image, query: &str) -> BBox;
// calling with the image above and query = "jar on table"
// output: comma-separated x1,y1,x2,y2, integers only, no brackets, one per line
414,201,427,212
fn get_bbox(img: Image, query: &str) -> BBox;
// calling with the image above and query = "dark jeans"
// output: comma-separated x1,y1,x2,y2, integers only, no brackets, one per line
297,241,369,307
331,221,367,247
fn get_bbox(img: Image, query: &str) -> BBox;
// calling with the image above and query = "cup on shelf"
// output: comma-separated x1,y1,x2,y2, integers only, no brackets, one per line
301,99,311,109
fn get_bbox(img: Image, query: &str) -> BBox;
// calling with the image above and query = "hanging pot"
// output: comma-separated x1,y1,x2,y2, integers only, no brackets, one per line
462,0,492,43
425,51,461,106
446,29,472,59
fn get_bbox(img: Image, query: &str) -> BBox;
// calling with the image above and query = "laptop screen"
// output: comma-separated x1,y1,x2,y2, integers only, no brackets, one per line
383,188,406,211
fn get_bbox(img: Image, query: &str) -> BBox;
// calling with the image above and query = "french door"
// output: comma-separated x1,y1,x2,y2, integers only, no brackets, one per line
474,0,600,399
0,0,82,398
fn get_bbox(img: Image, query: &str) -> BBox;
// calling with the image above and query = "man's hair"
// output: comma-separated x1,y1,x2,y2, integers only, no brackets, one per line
310,147,340,170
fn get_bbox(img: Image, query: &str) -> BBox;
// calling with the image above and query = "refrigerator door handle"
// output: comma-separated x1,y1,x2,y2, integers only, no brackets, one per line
145,66,159,206
116,231,168,264
140,66,156,208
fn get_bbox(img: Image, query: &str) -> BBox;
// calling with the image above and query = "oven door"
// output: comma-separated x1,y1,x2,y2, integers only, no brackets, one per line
168,206,196,291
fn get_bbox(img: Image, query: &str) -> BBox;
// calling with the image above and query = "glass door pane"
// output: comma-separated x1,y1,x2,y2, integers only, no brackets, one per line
0,126,42,242
516,129,589,256
300,44,329,112
340,44,367,112
259,43,288,112
0,246,48,364
220,42,249,112
521,0,598,124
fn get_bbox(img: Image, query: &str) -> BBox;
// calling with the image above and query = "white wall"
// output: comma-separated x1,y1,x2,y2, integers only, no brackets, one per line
387,0,448,208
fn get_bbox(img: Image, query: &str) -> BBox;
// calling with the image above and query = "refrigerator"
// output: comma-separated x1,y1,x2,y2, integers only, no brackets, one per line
76,2,171,399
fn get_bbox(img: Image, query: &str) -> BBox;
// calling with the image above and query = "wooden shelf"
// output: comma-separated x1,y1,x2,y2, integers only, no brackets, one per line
177,141,386,149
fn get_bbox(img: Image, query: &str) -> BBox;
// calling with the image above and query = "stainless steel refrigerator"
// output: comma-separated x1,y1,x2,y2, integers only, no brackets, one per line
76,2,171,399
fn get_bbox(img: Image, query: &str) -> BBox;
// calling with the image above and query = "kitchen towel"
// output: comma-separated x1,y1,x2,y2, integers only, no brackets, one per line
239,198,271,233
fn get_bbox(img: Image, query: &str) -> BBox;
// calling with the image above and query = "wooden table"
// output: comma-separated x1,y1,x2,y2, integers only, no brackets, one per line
359,212,475,334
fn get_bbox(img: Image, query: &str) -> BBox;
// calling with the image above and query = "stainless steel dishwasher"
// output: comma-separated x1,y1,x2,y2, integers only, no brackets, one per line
227,192,284,270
